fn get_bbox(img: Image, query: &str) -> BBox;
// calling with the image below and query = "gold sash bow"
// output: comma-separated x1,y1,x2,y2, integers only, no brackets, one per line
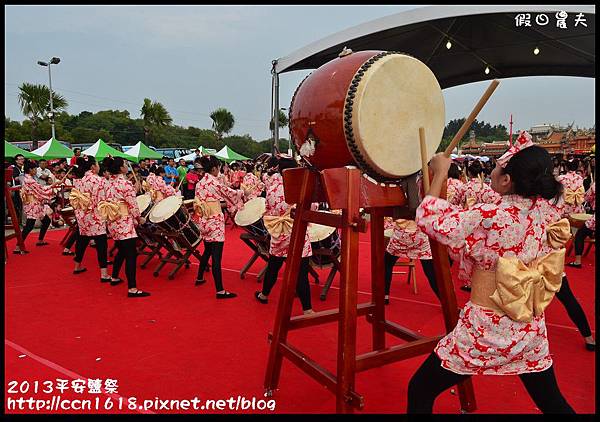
240,182,254,196
20,190,36,205
465,196,476,209
69,188,91,211
193,199,222,218
564,186,585,206
488,249,565,322
394,218,418,232
142,180,164,202
546,218,571,249
97,200,129,222
263,209,294,238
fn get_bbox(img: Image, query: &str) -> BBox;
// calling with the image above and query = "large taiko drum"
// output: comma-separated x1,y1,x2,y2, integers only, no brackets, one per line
289,50,445,183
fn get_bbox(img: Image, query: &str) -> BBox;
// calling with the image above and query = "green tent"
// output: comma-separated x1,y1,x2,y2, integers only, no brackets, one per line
82,139,130,160
214,145,250,163
4,141,41,159
123,141,163,163
30,137,74,159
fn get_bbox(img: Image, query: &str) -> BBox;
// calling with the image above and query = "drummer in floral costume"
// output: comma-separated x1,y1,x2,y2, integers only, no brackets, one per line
446,162,464,206
567,182,595,270
456,159,501,209
240,163,265,202
406,145,574,414
100,157,150,298
70,156,111,282
13,160,62,254
193,155,242,299
557,159,586,217
144,167,179,203
254,155,315,314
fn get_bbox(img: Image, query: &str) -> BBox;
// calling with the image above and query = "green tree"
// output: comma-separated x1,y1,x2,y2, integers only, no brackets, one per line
140,98,173,145
18,82,68,149
269,109,289,131
210,107,235,141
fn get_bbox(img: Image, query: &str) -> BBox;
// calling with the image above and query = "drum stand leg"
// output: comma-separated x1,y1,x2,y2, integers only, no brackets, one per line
308,266,320,284
319,261,339,301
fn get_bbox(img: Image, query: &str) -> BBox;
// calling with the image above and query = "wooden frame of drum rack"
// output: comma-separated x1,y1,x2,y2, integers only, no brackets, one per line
263,166,477,413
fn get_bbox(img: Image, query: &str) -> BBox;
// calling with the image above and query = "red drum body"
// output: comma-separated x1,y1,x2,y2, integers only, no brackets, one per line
289,50,445,182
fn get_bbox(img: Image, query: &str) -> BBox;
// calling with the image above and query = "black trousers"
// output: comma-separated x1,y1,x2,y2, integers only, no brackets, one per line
74,233,108,269
22,216,51,242
261,256,312,311
555,275,592,337
384,252,440,300
407,352,574,414
64,227,79,250
197,241,224,292
112,238,138,289
12,191,23,225
574,226,594,255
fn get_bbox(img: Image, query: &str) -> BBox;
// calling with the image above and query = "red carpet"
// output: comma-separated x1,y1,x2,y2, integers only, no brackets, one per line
4,226,596,414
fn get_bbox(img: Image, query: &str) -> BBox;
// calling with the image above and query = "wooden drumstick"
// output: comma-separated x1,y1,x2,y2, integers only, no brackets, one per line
419,127,431,191
56,166,74,186
444,79,500,157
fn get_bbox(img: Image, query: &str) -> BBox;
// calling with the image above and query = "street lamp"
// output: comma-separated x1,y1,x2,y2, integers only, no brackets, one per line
37,56,61,140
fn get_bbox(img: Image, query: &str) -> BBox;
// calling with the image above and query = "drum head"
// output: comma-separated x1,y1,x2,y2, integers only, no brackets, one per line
308,223,336,243
235,197,266,226
136,194,152,214
149,195,183,223
570,213,592,222
61,207,74,212
349,54,445,178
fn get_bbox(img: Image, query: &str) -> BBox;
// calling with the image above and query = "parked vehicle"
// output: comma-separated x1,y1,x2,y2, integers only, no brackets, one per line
9,140,72,151
154,148,193,160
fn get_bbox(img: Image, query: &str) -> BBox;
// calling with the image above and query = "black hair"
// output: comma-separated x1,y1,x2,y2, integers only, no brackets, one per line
199,155,220,174
565,159,579,172
103,156,125,175
24,159,38,173
502,145,563,202
467,160,483,178
153,166,165,175
278,157,297,173
14,154,25,164
74,156,97,178
448,163,461,180
74,148,82,153
39,158,47,164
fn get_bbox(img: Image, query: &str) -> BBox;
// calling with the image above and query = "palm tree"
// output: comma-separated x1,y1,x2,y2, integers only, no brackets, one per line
210,107,235,141
18,83,68,149
269,109,289,153
140,98,173,144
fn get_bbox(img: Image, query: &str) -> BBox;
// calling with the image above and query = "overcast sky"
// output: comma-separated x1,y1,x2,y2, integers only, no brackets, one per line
5,5,595,142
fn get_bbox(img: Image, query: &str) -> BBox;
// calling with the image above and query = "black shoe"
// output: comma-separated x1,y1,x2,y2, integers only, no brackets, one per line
460,285,472,292
384,297,390,305
195,278,206,286
62,251,75,256
100,277,112,283
36,241,49,246
73,268,88,275
585,342,596,352
110,278,123,286
13,250,29,255
255,291,268,304
106,261,113,265
216,291,237,299
128,290,150,298
567,262,582,269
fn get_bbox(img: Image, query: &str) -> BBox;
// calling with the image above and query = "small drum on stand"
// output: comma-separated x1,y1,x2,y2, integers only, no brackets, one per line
568,213,593,230
183,199,195,214
136,194,154,219
136,194,157,246
59,207,77,228
308,223,341,268
234,197,269,239
384,228,394,249
149,196,202,248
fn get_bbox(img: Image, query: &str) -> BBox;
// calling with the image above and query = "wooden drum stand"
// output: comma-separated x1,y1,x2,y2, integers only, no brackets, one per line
262,166,476,413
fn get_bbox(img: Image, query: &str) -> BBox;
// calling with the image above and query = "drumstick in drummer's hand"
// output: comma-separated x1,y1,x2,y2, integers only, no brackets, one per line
419,127,431,191
444,79,500,157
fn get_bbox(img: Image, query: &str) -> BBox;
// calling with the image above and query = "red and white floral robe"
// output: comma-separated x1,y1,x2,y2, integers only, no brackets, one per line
104,175,140,241
21,174,54,220
556,171,585,216
74,171,108,237
265,173,312,258
194,173,243,242
146,172,178,201
416,194,563,375
446,177,465,206
241,172,265,202
386,220,432,260
456,178,501,209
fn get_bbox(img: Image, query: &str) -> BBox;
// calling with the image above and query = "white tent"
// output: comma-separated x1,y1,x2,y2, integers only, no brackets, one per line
179,146,217,162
